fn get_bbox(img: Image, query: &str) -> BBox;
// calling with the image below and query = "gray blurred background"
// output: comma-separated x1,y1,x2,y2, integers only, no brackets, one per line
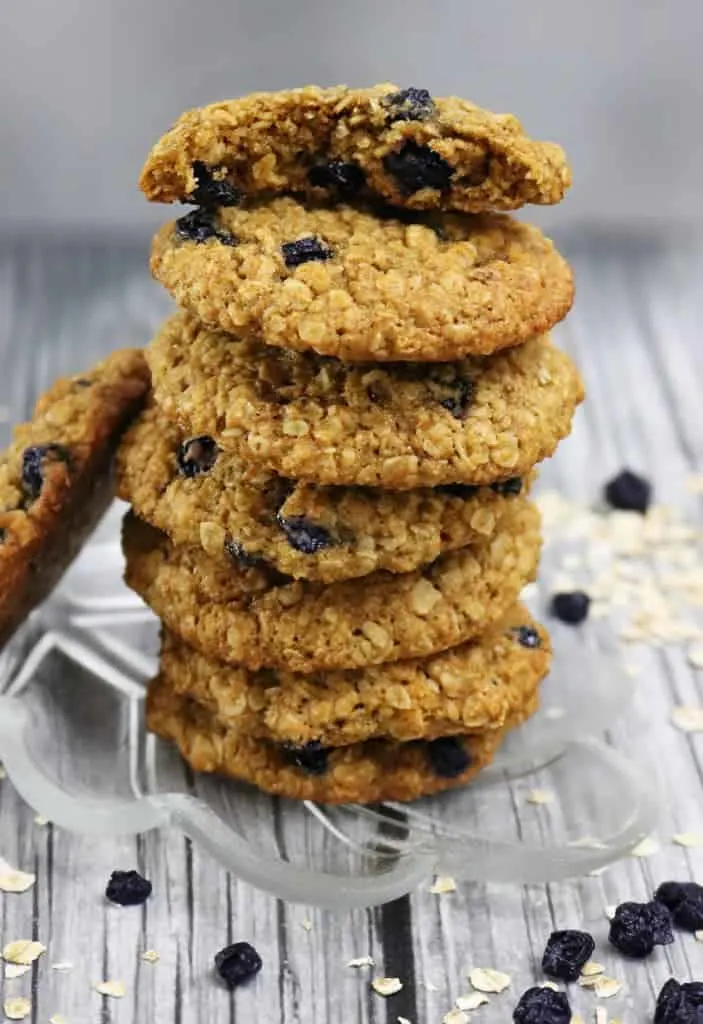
1,0,702,235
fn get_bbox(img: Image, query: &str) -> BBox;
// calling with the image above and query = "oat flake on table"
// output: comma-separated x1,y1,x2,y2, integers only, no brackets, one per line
468,966,512,993
371,977,403,997
3,998,31,1021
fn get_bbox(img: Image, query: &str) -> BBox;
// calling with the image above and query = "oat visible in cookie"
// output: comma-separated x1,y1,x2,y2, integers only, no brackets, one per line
139,84,571,215
122,501,542,672
150,198,574,362
116,403,532,582
146,676,536,804
0,350,149,647
147,313,583,489
155,603,550,746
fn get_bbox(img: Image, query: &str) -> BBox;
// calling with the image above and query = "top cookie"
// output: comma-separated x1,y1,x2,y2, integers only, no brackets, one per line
150,198,574,361
0,349,149,647
139,84,571,215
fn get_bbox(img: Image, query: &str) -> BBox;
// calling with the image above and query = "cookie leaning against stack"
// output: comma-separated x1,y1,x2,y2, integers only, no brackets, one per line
120,84,585,805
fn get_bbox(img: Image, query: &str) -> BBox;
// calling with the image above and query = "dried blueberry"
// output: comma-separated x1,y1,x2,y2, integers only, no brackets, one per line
384,87,435,122
655,979,698,1023
437,379,473,420
513,625,542,649
22,444,70,500
604,469,652,514
0,528,6,544
683,982,703,1007
609,900,673,957
549,591,591,625
175,208,238,246
427,737,470,779
435,483,480,499
656,881,703,932
308,159,366,195
176,436,219,478
281,236,333,268
214,942,262,989
189,161,241,207
513,985,571,1024
541,929,595,982
276,514,334,554
491,477,523,496
224,538,268,570
105,869,152,906
383,141,453,195
282,741,329,776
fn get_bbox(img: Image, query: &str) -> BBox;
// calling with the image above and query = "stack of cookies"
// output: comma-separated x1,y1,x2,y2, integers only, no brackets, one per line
117,85,584,805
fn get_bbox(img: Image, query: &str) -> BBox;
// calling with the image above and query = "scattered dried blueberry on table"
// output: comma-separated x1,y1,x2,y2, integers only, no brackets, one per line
276,514,334,554
214,942,262,989
188,161,242,207
541,928,595,981
382,141,454,194
427,737,471,778
281,236,333,268
383,87,436,122
105,870,152,906
655,880,703,932
549,590,591,625
604,468,652,513
609,899,673,957
176,436,219,478
307,159,366,195
22,444,70,500
513,985,571,1024
282,741,329,776
655,978,702,1023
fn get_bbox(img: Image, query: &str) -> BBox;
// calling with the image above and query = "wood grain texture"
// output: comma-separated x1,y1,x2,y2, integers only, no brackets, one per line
0,232,702,1022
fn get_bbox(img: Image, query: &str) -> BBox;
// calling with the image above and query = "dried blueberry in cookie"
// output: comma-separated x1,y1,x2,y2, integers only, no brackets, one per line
176,436,219,478
491,477,523,496
282,740,329,775
188,161,242,207
276,514,334,554
435,483,481,499
281,236,333,268
513,625,542,649
307,159,366,195
383,141,454,194
175,208,238,245
22,444,70,500
383,87,436,122
224,537,269,570
427,736,471,778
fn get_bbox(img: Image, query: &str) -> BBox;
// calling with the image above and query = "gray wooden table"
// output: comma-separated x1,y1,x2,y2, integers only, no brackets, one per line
0,232,702,1023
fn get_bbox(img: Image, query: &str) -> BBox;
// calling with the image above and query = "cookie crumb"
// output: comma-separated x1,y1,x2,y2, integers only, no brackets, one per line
581,961,605,977
672,832,703,847
371,977,403,997
630,835,660,857
347,956,375,968
3,997,31,1021
4,964,30,979
430,876,457,895
442,1010,468,1024
94,980,126,999
3,940,46,965
525,788,554,805
671,706,703,732
468,967,511,993
0,858,36,894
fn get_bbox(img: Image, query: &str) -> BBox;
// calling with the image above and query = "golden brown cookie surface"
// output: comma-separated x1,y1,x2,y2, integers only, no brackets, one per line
150,199,574,361
147,314,583,489
0,350,149,647
156,604,550,747
140,84,570,215
117,402,531,582
122,501,541,672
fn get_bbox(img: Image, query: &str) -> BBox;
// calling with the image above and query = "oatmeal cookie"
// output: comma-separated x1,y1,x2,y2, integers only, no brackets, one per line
149,198,574,361
140,84,570,215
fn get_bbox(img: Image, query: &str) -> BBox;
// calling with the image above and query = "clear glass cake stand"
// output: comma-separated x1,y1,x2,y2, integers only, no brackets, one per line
0,502,657,908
